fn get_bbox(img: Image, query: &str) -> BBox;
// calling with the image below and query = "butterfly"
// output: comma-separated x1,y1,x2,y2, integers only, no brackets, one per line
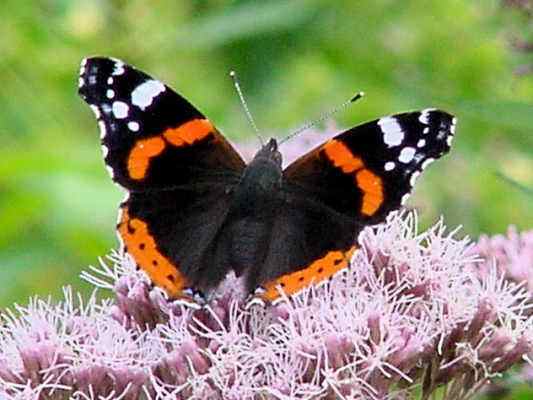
78,57,456,305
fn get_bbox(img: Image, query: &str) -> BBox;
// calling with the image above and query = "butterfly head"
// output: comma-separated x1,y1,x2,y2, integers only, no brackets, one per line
255,138,282,168
235,138,283,205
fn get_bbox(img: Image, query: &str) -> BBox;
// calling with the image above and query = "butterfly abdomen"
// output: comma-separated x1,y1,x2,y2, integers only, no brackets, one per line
225,218,271,277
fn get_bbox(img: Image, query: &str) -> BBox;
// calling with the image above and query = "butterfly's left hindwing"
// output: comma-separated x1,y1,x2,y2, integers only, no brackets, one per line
79,57,246,300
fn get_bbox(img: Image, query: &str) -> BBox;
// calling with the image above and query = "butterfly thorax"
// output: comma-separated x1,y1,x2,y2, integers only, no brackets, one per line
230,138,282,216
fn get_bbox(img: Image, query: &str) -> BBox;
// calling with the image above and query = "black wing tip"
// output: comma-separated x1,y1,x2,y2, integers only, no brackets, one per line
80,56,125,68
418,108,456,131
78,56,129,101
413,108,457,149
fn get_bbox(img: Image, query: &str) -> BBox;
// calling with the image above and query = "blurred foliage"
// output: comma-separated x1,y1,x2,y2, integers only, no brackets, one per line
0,0,532,308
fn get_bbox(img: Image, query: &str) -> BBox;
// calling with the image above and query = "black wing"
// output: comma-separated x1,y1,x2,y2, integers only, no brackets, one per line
79,57,246,299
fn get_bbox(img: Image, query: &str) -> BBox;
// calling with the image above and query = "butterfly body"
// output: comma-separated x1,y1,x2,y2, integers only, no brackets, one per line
213,138,282,282
79,57,456,305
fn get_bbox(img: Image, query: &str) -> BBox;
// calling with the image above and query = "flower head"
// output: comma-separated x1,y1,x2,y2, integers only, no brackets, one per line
470,226,533,291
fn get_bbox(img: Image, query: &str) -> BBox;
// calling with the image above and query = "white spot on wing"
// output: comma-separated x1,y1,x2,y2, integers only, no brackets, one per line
116,205,124,229
106,165,115,178
128,121,140,132
89,105,101,118
79,59,87,75
98,121,107,139
409,171,421,187
112,61,125,76
102,104,112,115
447,135,454,146
131,80,166,111
398,147,416,164
384,161,395,171
112,101,129,119
106,89,115,99
419,108,435,125
78,77,85,87
107,77,114,85
421,157,435,170
417,139,426,148
378,117,404,147
102,145,109,158
423,127,429,134
413,153,425,164
401,193,410,205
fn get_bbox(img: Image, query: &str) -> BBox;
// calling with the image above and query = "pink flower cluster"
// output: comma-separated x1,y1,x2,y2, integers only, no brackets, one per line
1,213,532,399
471,226,533,292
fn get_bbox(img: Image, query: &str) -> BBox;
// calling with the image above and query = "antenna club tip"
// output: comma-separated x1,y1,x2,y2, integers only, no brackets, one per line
350,92,365,102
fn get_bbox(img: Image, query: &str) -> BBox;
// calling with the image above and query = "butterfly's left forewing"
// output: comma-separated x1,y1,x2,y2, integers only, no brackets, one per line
79,57,245,191
251,110,456,303
79,57,246,300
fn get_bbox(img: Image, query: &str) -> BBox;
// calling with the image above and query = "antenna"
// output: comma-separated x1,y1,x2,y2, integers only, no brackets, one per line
230,70,264,146
278,91,365,145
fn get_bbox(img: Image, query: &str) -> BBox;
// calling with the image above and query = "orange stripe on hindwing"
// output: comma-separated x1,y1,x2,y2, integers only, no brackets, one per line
260,246,357,303
127,118,214,180
118,207,189,298
323,140,384,216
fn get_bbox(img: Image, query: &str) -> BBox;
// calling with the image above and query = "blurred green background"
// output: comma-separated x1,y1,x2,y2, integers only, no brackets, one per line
0,0,532,310
0,1,532,397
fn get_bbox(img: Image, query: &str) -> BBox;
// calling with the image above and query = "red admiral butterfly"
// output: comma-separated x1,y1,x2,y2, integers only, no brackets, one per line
79,57,456,305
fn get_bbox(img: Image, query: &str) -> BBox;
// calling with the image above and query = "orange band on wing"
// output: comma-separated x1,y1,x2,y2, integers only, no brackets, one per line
260,246,357,303
323,140,364,173
163,119,213,146
127,119,214,180
118,207,188,298
127,137,166,180
323,139,384,216
356,169,384,216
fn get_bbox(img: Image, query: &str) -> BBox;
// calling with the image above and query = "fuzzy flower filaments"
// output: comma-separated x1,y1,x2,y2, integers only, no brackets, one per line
1,212,532,399
471,226,533,292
